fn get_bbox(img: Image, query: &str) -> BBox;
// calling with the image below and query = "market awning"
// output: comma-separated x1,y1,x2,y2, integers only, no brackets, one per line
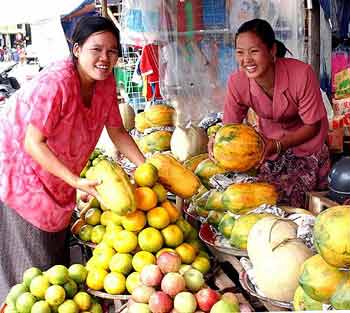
0,0,84,25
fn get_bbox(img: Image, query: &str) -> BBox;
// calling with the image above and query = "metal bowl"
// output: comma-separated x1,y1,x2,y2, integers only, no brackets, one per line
199,223,248,257
239,270,293,309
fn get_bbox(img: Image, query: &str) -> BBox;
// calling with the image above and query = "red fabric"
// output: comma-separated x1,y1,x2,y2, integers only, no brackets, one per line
177,0,203,43
140,44,162,100
223,58,328,158
0,58,122,232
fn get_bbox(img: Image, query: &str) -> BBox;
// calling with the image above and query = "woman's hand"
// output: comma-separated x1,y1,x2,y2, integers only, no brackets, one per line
208,135,216,161
263,137,277,159
75,178,101,199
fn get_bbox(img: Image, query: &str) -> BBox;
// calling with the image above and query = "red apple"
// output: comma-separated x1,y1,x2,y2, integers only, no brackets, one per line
183,269,205,292
140,264,163,287
157,252,182,273
161,272,186,297
132,285,155,303
174,292,197,313
149,291,173,313
195,288,220,311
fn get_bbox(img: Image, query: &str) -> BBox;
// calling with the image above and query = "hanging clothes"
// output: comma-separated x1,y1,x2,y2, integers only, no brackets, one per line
140,44,163,101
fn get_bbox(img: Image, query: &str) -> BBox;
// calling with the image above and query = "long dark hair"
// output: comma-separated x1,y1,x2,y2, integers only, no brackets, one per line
235,19,291,57
71,16,122,58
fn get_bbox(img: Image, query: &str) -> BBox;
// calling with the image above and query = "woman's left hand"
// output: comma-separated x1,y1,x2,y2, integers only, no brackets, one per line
263,137,277,159
75,178,101,201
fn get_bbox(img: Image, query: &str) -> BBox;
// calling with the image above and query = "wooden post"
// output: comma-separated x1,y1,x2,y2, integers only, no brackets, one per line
306,0,320,77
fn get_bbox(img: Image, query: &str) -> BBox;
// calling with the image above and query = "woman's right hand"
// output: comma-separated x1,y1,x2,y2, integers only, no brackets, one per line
208,135,216,161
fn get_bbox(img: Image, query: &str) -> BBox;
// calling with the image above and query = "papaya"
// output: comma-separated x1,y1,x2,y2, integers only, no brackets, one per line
183,153,208,172
222,182,278,215
293,286,323,311
138,131,172,153
144,104,175,127
299,254,348,303
205,190,225,211
330,277,350,310
135,112,151,132
85,159,136,216
313,205,350,268
213,123,264,171
148,153,201,199
218,213,236,239
229,213,272,250
194,158,228,188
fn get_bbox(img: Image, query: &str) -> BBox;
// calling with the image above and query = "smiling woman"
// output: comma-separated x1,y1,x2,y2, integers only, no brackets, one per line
0,16,145,299
212,19,330,208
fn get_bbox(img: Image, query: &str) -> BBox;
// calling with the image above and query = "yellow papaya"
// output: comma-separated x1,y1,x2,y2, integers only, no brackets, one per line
86,159,136,215
148,153,201,199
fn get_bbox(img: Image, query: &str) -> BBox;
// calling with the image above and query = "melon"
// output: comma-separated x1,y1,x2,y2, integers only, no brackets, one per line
213,123,264,171
253,239,313,302
247,216,298,265
313,205,350,268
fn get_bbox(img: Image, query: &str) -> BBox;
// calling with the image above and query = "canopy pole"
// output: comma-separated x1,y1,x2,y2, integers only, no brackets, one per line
101,0,107,18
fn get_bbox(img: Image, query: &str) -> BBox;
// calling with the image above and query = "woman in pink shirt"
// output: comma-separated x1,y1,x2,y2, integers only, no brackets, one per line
0,16,144,298
221,19,330,207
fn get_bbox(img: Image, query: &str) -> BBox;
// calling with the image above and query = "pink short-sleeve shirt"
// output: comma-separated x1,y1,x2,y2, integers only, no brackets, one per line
223,58,328,157
0,59,122,232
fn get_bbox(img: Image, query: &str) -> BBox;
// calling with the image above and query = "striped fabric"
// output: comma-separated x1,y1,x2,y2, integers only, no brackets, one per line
0,201,69,302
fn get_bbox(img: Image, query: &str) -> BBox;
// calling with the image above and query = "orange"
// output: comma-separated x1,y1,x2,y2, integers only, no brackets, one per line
113,230,138,253
73,292,91,311
152,183,168,203
125,272,140,294
191,256,210,274
84,208,102,226
175,243,197,264
161,224,184,247
135,187,158,211
161,200,181,223
147,207,170,229
132,251,156,272
121,210,146,232
100,210,123,226
134,163,158,187
86,268,108,291
104,272,126,295
138,227,164,253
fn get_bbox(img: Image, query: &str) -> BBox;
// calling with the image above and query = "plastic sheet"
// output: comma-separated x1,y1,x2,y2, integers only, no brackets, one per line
119,0,306,124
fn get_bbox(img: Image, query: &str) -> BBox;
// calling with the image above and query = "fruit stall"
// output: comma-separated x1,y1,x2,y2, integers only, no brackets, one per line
3,1,350,313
